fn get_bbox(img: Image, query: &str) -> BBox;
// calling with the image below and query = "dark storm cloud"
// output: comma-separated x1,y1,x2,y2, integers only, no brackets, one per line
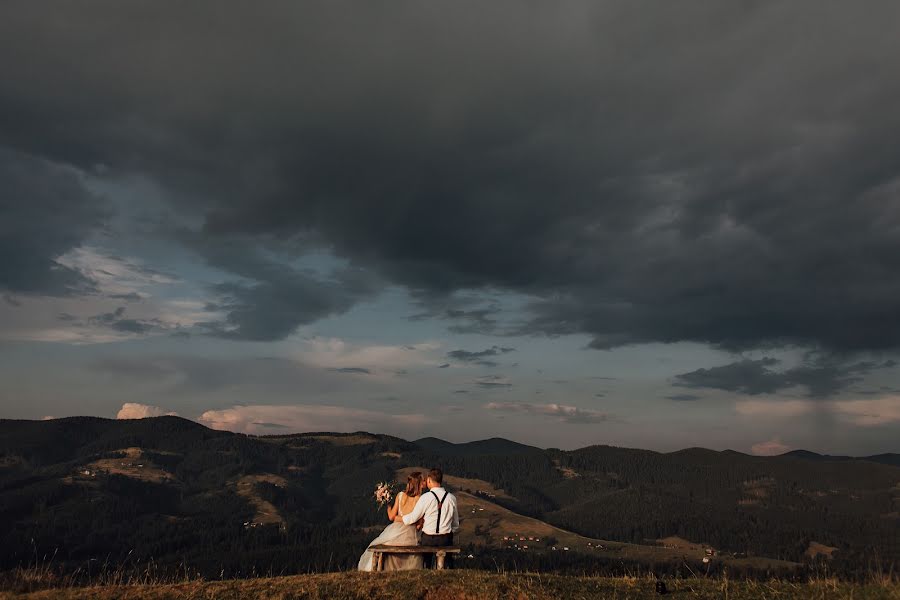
673,358,897,397
3,2,900,352
447,345,515,367
0,147,108,296
182,232,382,340
409,305,503,335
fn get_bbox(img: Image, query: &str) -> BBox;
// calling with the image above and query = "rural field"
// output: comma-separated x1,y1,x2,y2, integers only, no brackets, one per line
2,571,899,600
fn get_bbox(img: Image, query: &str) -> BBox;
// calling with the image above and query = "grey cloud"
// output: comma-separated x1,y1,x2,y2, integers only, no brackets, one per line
673,358,897,397
447,345,515,367
93,355,362,396
373,395,404,403
108,292,143,302
327,367,371,375
87,306,168,335
855,385,900,396
0,147,108,296
474,375,513,389
187,233,383,341
664,394,702,402
3,3,900,352
409,304,503,335
485,401,611,424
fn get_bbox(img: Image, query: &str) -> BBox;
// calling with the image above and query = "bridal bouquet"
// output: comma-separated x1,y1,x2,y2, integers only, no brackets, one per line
373,481,395,507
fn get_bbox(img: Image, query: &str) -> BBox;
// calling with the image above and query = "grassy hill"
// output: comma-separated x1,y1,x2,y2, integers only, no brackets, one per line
3,571,900,600
395,466,796,570
1,416,898,580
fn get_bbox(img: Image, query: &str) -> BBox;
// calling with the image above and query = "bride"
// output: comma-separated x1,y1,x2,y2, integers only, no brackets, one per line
358,471,425,571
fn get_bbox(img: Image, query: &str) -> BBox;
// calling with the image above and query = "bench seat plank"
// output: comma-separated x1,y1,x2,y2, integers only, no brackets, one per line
368,545,460,554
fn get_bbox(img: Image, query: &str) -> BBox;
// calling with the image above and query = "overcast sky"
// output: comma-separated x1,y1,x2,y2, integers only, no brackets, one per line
2,1,900,454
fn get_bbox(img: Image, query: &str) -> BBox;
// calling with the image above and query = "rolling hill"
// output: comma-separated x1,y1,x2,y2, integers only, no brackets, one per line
1,416,898,581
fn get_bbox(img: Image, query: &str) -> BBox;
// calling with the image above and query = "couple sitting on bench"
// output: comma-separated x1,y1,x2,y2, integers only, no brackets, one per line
358,468,460,571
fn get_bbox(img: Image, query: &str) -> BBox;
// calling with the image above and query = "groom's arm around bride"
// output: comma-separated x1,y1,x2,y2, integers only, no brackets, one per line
402,468,459,554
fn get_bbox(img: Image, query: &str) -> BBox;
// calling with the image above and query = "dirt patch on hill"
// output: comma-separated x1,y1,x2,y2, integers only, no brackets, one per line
656,536,708,552
805,541,838,559
233,474,287,527
83,448,174,483
552,460,580,479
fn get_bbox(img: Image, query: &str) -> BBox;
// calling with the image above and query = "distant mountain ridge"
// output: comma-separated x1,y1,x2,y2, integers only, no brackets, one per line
783,448,900,467
1,416,896,463
413,436,543,456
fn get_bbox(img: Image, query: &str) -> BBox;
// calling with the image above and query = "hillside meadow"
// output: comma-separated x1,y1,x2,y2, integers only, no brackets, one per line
3,571,900,600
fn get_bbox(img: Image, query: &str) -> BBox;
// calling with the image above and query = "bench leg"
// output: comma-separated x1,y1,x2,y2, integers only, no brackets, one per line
374,552,383,572
435,551,446,570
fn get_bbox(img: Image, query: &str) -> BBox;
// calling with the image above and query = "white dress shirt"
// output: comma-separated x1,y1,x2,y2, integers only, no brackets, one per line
402,486,459,535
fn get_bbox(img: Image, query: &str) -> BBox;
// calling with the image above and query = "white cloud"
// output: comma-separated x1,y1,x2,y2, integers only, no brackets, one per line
57,246,178,296
116,402,178,419
750,438,791,456
197,404,428,435
485,401,611,424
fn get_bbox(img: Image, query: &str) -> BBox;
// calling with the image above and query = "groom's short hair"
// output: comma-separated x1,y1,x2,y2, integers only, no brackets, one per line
428,468,443,485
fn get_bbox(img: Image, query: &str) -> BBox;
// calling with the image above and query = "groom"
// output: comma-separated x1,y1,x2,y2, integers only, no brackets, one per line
401,467,459,567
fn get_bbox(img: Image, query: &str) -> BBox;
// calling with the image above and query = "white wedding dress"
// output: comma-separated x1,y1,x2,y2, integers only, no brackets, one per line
358,492,423,571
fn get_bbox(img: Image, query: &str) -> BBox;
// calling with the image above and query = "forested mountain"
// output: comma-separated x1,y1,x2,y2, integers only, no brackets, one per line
1,417,897,580
413,437,542,456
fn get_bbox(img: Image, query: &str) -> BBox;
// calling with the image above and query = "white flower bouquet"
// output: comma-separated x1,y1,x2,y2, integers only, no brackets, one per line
373,481,395,507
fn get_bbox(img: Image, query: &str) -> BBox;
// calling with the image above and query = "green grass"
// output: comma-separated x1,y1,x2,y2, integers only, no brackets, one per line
3,570,899,600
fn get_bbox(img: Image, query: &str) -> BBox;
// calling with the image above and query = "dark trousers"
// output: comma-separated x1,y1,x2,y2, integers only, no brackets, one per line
420,532,453,569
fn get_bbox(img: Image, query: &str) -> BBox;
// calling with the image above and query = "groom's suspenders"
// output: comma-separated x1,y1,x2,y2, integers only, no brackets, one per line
430,490,449,535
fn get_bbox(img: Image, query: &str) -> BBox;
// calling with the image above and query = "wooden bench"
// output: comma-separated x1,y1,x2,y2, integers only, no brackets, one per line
368,544,461,570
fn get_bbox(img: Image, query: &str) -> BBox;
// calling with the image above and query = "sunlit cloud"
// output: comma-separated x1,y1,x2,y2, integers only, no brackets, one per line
57,246,178,297
750,438,791,456
116,402,178,419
